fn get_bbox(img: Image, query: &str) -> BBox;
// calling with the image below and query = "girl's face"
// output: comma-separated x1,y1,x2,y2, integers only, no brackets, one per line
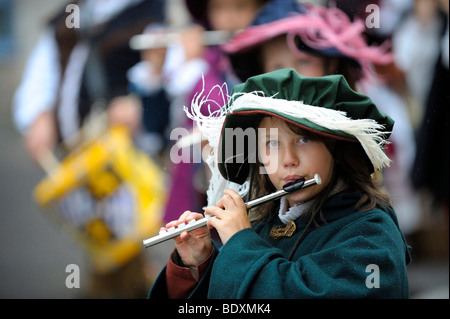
258,117,334,207
260,35,333,77
207,0,262,32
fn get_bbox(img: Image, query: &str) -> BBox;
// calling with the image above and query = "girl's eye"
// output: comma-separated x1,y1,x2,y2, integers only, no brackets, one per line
267,140,280,148
297,136,310,144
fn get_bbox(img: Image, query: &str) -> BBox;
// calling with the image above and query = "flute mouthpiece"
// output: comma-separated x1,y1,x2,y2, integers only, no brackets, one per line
282,178,306,193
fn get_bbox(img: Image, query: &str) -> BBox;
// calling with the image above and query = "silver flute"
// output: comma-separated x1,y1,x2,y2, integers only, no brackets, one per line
143,174,322,248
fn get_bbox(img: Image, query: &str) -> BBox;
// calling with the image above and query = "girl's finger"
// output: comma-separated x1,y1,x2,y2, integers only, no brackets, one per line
219,193,235,209
178,230,190,242
204,206,224,219
165,220,178,228
207,215,220,229
165,210,191,228
177,210,192,221
223,189,246,208
216,196,225,209
185,212,205,223
159,226,167,233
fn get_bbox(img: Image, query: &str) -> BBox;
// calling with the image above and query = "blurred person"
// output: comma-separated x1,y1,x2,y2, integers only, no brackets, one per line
129,0,270,229
223,0,385,87
386,0,449,247
392,0,447,126
127,23,173,158
13,0,165,161
12,0,165,298
409,0,449,238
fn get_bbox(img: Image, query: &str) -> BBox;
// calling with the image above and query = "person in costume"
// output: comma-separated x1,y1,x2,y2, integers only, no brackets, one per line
146,0,269,225
221,0,386,88
148,69,411,299
13,0,165,161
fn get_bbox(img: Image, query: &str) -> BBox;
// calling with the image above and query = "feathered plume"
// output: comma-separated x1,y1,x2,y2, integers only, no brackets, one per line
183,78,250,207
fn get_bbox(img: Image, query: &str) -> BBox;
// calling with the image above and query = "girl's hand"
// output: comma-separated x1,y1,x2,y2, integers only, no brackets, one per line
163,211,212,267
205,189,251,245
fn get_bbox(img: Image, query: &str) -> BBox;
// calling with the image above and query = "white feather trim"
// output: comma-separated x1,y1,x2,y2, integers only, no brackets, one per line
231,93,392,171
183,80,249,206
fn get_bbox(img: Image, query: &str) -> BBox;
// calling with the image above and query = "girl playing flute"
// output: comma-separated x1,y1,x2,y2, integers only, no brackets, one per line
148,68,411,299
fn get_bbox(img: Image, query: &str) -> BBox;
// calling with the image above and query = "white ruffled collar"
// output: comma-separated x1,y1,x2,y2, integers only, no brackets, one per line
278,197,314,224
278,178,347,224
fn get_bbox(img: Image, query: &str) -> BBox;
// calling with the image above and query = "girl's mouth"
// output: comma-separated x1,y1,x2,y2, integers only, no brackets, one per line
283,175,304,184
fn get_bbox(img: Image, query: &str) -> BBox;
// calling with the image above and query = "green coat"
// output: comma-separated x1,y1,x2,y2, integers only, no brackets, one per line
149,192,411,299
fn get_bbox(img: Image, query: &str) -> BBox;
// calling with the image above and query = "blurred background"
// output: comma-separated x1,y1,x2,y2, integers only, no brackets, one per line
0,0,448,299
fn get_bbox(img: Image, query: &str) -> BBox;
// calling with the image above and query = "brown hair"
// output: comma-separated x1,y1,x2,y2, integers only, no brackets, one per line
247,119,391,224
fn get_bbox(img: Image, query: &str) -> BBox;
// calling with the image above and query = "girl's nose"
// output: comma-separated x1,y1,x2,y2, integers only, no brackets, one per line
282,145,299,168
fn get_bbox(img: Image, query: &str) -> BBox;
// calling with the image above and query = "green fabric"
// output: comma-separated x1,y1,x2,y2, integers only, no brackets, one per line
218,68,394,183
148,192,411,299
208,193,410,299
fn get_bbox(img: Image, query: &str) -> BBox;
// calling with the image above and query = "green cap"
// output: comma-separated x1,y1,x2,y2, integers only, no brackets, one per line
218,68,394,184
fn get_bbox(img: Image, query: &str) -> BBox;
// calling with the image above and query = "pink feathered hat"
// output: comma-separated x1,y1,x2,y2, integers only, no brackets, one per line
222,0,393,82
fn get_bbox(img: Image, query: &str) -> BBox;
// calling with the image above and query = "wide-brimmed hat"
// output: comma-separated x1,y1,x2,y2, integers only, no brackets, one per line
216,68,394,184
222,0,393,82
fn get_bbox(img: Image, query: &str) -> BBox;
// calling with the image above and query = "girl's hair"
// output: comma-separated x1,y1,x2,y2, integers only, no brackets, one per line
248,118,391,224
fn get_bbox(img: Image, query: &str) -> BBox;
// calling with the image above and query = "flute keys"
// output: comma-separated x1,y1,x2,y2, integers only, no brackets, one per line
158,221,190,237
143,217,209,248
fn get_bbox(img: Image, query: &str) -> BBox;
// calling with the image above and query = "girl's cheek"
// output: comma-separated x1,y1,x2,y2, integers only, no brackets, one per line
260,153,283,177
